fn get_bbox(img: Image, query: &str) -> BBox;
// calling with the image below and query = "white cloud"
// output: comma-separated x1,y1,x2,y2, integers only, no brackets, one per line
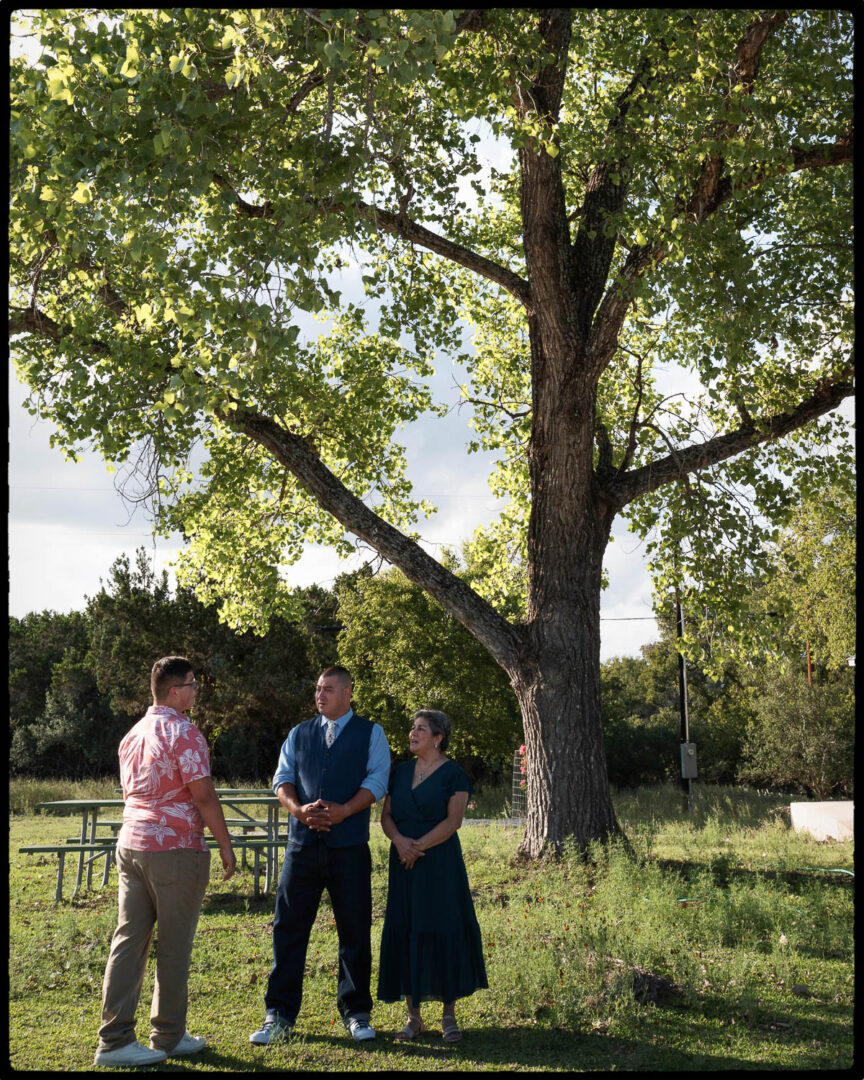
600,523,661,661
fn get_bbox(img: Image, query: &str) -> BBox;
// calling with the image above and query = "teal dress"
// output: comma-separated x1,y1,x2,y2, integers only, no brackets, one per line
377,759,488,1004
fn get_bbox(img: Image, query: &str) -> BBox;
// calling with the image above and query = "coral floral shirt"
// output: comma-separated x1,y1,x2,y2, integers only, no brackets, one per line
117,705,211,852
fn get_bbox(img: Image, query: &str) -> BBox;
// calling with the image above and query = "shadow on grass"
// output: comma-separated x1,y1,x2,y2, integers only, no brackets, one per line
200,890,276,916
144,1026,780,1072
652,856,854,891
694,990,851,1032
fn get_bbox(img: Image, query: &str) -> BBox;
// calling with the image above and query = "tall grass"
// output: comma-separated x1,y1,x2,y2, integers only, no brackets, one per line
9,774,382,819
9,775,122,815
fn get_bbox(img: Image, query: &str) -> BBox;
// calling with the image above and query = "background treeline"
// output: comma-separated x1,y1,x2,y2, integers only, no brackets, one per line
10,549,340,782
10,480,854,798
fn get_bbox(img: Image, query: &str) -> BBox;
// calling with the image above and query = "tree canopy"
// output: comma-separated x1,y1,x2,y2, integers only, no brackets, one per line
10,9,853,855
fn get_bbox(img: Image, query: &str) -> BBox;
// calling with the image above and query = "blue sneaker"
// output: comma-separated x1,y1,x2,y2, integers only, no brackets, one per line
343,1015,376,1041
249,1013,293,1045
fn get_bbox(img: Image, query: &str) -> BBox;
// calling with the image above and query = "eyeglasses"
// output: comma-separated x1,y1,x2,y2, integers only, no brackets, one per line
173,679,199,691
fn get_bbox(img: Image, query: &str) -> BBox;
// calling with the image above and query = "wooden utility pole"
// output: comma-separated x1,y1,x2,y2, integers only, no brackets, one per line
675,586,694,815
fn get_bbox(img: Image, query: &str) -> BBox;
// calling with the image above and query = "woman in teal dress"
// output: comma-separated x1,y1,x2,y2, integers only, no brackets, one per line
377,710,487,1043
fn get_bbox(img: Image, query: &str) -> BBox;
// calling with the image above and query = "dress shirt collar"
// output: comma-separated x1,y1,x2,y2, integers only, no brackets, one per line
148,704,188,721
319,708,353,729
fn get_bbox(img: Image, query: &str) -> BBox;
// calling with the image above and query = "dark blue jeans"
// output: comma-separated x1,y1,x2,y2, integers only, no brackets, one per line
265,839,373,1024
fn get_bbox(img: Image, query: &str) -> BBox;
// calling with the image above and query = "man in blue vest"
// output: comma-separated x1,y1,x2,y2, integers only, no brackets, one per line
250,666,391,1045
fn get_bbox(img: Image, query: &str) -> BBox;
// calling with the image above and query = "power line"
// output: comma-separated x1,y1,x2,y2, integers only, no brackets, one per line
11,485,124,493
11,483,506,498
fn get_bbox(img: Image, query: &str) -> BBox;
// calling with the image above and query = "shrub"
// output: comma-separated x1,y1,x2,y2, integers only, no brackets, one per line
738,667,854,798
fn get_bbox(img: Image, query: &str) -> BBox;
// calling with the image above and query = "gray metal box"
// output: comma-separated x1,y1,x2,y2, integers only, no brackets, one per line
680,742,698,779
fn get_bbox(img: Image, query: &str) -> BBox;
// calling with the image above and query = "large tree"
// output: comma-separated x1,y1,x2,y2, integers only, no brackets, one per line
10,10,853,856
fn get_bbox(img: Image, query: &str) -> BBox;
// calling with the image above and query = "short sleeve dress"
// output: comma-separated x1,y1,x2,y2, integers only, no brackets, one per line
377,758,488,1004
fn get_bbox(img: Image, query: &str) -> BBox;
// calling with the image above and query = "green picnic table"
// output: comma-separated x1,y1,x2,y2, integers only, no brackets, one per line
23,792,287,901
31,799,125,897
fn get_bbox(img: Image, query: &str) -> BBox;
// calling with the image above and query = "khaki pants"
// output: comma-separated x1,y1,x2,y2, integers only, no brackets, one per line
97,846,211,1052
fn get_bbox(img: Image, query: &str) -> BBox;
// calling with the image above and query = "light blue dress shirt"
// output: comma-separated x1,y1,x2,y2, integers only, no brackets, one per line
272,709,391,802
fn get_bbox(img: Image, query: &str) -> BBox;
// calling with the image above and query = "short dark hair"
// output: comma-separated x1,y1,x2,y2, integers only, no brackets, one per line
413,709,451,752
320,665,353,688
151,656,193,701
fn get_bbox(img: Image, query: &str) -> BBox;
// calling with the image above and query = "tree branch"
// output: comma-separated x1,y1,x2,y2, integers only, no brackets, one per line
462,392,530,423
730,8,790,93
588,127,851,373
587,242,661,370
617,346,648,473
525,9,571,121
325,196,532,307
9,305,64,341
8,304,112,356
688,130,853,225
10,288,526,676
455,9,485,33
211,172,273,218
268,65,327,135
208,169,531,306
585,10,844,372
686,10,791,225
570,51,656,337
607,367,855,507
234,408,527,672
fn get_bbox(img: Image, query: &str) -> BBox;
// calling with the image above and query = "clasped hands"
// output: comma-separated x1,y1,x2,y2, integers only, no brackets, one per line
298,798,348,832
394,835,425,869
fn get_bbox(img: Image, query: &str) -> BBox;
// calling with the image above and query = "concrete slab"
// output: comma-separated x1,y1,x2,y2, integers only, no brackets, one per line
789,801,853,842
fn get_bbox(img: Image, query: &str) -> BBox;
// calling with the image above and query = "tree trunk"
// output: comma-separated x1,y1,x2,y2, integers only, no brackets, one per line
510,75,624,854
513,654,620,858
511,475,622,859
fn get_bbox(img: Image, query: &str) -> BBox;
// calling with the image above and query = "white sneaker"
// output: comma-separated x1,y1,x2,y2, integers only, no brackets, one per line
343,1015,376,1041
250,1014,293,1045
94,1041,168,1067
162,1030,206,1056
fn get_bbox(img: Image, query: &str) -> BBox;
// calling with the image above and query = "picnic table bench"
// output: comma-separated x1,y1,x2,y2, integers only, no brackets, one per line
21,794,287,901
19,838,282,902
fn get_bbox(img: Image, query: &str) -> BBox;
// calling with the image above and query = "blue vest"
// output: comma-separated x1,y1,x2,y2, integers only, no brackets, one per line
290,713,374,847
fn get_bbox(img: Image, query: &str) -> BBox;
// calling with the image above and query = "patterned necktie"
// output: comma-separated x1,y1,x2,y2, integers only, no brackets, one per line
325,720,337,748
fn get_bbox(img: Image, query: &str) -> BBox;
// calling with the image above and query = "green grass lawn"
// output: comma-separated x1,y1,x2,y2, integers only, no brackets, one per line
9,782,854,1071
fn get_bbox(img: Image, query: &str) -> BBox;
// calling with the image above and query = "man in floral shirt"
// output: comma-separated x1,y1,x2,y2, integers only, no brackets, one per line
94,656,236,1068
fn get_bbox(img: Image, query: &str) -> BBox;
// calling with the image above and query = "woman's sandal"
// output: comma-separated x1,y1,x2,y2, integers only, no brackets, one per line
442,1014,462,1043
394,1015,425,1042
